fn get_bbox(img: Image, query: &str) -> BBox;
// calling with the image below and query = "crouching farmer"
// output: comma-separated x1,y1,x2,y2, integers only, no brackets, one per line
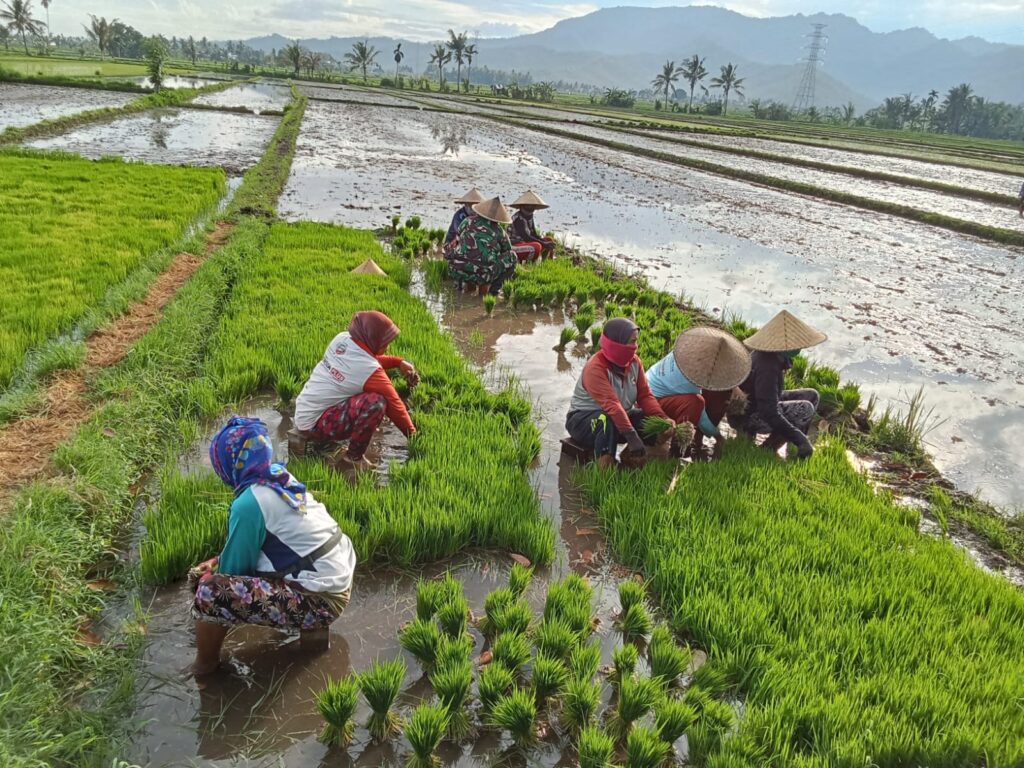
190,416,356,676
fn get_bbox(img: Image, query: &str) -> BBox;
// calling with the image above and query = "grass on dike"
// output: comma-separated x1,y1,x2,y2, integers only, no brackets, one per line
0,53,150,78
0,149,225,388
577,437,1024,765
140,221,554,584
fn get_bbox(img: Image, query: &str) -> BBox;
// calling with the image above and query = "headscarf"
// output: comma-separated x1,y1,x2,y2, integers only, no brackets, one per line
209,416,307,512
600,317,639,368
349,310,400,355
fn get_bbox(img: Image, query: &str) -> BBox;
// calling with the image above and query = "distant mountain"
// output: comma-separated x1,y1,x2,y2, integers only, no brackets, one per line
243,6,1024,108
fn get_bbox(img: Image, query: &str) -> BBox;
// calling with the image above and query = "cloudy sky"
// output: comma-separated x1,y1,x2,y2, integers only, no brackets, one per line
50,0,1024,45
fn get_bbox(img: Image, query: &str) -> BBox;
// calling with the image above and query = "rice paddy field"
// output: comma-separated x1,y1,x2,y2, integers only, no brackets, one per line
0,82,137,131
1,70,1024,768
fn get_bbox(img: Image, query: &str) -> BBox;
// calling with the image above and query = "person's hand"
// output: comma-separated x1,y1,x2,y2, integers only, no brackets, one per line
399,360,420,388
657,418,676,444
187,557,218,589
624,429,646,457
795,434,814,460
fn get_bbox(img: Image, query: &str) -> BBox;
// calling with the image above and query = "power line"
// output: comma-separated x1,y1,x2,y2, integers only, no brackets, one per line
792,23,828,113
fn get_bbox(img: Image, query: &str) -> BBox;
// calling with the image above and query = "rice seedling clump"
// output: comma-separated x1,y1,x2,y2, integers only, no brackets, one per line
405,703,449,768
568,640,601,682
431,659,474,741
492,631,532,674
478,662,515,715
560,678,601,734
531,654,569,707
360,657,407,742
606,675,660,743
624,725,671,768
648,625,691,688
316,676,359,747
577,725,616,768
488,687,538,748
399,619,441,675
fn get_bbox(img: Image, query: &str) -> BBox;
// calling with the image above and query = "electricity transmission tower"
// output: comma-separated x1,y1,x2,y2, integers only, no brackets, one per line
792,23,828,112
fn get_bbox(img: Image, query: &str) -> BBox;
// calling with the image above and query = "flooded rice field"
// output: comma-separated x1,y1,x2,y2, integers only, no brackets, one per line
26,107,279,173
281,100,1024,509
117,75,224,90
297,81,422,108
0,82,136,131
193,81,292,113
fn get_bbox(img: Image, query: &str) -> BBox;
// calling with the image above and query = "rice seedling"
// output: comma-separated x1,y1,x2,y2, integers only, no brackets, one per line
568,640,601,682
431,659,474,740
574,302,596,339
641,416,673,439
405,215,422,230
689,661,731,698
490,599,533,637
488,687,538,748
390,214,401,232
405,702,448,768
577,725,616,768
359,657,407,742
617,579,646,615
590,325,603,348
316,675,359,747
437,594,470,639
399,619,441,675
560,678,601,734
435,633,474,670
555,326,576,352
416,578,448,622
478,661,515,715
654,698,697,744
617,602,653,643
648,626,691,688
508,562,534,598
604,302,620,319
608,643,639,688
483,294,497,316
478,587,514,637
532,655,570,707
838,382,862,416
624,726,670,768
606,676,660,743
492,631,532,674
534,618,579,662
424,258,448,290
699,698,736,733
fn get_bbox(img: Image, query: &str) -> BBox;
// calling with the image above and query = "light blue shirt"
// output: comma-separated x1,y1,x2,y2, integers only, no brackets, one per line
646,353,720,437
219,486,267,575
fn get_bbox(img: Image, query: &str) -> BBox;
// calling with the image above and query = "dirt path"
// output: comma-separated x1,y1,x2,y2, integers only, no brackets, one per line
0,222,234,508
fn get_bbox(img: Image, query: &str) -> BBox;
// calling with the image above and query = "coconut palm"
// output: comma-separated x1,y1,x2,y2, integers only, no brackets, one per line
39,0,48,43
651,60,680,108
344,40,379,84
429,43,451,90
680,54,708,113
302,50,324,77
446,29,467,91
83,13,115,58
186,35,197,66
0,26,10,50
393,42,403,83
1,0,45,54
464,42,477,92
710,62,744,115
941,82,973,135
283,41,302,75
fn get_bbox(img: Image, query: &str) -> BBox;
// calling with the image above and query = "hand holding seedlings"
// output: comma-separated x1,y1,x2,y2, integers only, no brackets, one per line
399,360,421,388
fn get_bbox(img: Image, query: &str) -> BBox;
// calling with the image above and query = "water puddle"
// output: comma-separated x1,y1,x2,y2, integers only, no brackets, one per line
26,107,279,174
193,81,292,113
0,82,136,131
115,75,224,90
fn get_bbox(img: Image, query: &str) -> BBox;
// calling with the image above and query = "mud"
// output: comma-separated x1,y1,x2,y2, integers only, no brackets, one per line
279,99,1024,508
26,107,279,173
0,82,135,131
297,81,423,108
193,81,292,114
116,75,223,90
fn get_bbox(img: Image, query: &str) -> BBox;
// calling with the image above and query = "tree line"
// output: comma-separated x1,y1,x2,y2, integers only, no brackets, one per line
651,56,744,114
861,84,1024,141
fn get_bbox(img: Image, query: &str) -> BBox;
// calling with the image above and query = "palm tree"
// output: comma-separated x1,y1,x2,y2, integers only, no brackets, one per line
446,29,467,91
464,42,477,92
186,35,197,66
710,62,744,115
0,26,10,50
393,42,403,83
344,40,379,84
941,83,973,134
39,0,48,45
1,0,45,54
283,41,302,75
302,50,323,77
429,43,451,90
83,13,115,58
651,60,680,107
680,54,708,113
841,101,856,124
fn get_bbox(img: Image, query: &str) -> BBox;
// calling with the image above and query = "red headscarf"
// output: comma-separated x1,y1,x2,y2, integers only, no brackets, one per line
348,311,400,355
600,317,639,368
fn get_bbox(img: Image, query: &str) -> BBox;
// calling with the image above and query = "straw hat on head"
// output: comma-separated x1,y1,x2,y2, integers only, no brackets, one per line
454,187,485,205
673,327,751,391
351,258,386,275
472,196,513,224
743,310,827,352
510,190,549,210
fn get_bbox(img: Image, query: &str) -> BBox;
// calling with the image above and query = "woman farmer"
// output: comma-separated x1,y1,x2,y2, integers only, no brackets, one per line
647,327,751,458
448,196,518,295
190,416,356,676
294,311,419,468
444,187,485,256
738,310,826,459
565,317,673,468
509,190,556,262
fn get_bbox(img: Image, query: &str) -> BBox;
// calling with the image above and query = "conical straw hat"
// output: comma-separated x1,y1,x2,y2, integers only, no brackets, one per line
673,327,751,391
351,258,387,276
510,190,549,209
743,310,827,352
454,187,485,204
472,196,513,224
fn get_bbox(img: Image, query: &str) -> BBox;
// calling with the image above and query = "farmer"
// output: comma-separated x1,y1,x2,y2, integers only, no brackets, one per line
448,196,518,295
565,317,673,469
647,327,751,457
444,187,485,254
189,416,356,676
294,311,419,468
738,310,826,459
509,190,556,262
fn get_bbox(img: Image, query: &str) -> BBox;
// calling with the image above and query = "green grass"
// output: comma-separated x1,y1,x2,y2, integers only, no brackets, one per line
0,150,224,389
0,53,149,77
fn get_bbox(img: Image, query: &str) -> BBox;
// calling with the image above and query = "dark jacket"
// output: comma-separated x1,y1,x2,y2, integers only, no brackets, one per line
740,351,807,445
445,208,469,244
510,211,541,244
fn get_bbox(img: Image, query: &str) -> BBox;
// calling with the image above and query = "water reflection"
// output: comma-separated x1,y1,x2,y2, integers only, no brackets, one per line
430,120,468,156
150,114,170,150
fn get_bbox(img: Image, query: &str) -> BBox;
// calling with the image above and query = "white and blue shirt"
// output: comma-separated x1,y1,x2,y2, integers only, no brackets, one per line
646,353,720,437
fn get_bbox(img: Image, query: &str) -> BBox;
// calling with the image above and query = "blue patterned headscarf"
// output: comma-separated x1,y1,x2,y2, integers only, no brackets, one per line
209,416,307,512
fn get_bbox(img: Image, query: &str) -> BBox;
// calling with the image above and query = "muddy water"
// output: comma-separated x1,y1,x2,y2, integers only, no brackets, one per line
297,82,423,108
116,75,224,90
0,82,136,131
280,100,1024,509
193,81,292,113
26,107,279,174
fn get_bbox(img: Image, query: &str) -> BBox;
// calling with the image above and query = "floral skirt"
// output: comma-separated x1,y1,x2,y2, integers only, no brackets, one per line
192,572,349,631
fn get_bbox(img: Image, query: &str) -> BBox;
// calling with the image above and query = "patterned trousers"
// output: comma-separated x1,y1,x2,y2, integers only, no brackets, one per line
308,392,385,458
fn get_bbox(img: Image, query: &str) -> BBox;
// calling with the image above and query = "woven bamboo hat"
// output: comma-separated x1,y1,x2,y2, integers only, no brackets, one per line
743,310,827,352
510,190,549,209
454,187,485,205
351,258,387,275
472,196,513,224
673,327,751,391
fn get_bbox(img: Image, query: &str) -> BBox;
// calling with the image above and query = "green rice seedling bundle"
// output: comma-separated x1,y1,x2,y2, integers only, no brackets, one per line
654,698,697,744
698,698,735,733
405,215,422,230
616,602,653,643
568,640,601,682
477,662,515,715
316,675,360,747
478,586,514,637
590,325,603,349
556,326,576,351
606,675,660,743
424,258,448,290
416,578,448,621
431,659,474,740
534,618,579,662
489,598,533,637
437,594,470,639
435,633,473,670
544,576,594,637
492,631,532,674
577,725,616,768
617,580,646,614
641,416,673,440
609,643,639,688
531,655,569,707
488,687,539,748
508,562,534,598
560,678,601,734
399,619,441,675
483,294,497,316
359,657,407,742
648,625,691,688
624,726,670,768
604,302,620,319
405,702,449,768
574,302,596,338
